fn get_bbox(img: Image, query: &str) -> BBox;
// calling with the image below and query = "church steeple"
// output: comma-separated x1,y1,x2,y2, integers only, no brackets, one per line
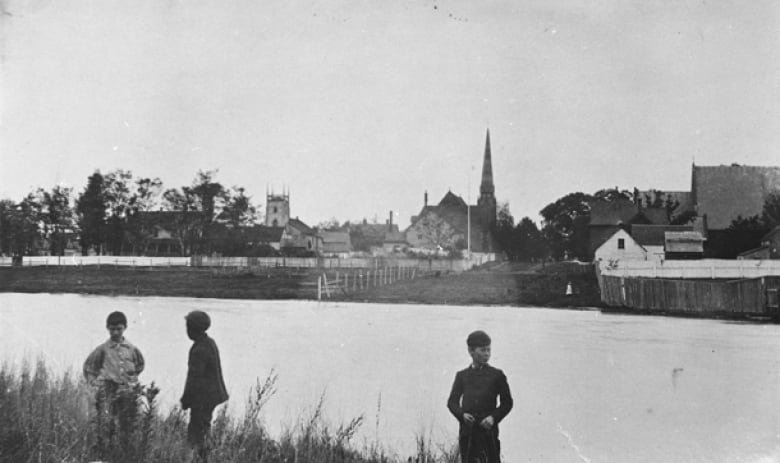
478,129,495,201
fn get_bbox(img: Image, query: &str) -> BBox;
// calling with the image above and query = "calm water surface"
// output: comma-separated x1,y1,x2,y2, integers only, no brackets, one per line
1,293,778,462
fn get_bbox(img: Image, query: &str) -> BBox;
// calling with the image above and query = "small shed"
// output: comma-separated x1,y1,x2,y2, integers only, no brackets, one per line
664,231,705,260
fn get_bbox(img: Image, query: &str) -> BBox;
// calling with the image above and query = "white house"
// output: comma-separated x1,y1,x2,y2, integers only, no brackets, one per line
594,229,647,262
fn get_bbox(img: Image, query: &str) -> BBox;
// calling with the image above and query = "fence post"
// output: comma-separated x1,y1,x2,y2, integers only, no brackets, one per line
318,276,322,300
323,273,331,298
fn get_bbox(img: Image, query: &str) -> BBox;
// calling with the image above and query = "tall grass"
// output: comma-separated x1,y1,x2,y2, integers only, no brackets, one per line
0,360,458,463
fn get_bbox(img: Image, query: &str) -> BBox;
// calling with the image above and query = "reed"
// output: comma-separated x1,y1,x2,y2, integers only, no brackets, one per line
0,360,458,463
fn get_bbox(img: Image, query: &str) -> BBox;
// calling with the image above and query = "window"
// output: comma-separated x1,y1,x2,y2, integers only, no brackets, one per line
272,219,278,227
618,238,625,249
273,207,278,213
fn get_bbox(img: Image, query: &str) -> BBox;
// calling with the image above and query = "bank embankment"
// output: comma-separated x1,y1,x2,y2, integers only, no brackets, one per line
0,262,602,308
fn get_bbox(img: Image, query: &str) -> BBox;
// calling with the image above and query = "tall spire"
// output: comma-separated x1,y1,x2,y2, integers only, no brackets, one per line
479,129,494,197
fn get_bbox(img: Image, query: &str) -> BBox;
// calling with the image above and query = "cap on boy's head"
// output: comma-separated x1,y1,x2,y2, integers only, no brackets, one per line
467,330,491,348
185,310,211,333
106,311,127,327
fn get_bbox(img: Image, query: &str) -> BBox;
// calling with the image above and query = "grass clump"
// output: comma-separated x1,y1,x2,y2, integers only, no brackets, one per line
0,360,457,463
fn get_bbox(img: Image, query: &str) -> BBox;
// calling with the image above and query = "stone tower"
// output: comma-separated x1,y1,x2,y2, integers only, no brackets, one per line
477,129,497,229
265,187,290,227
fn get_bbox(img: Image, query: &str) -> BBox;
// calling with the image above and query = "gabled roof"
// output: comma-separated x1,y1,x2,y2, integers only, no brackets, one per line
438,191,468,209
589,199,639,226
287,218,315,235
693,164,780,230
631,225,694,246
638,190,693,216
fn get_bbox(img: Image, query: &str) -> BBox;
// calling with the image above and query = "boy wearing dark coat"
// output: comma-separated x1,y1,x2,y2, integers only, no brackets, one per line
180,310,229,462
447,330,513,463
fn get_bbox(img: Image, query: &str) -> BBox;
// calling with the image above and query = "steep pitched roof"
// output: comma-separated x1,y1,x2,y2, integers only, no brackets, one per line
438,191,468,209
693,164,780,229
287,218,315,235
761,225,780,243
589,199,639,226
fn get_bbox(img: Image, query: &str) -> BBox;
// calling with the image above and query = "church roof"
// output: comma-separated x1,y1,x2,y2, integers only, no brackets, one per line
693,164,780,229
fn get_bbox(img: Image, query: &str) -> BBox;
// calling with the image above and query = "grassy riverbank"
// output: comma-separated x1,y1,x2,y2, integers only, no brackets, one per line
0,261,602,308
0,360,456,463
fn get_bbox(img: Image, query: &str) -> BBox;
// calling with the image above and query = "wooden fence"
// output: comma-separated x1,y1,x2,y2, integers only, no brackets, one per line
601,275,780,317
598,259,780,279
311,266,423,300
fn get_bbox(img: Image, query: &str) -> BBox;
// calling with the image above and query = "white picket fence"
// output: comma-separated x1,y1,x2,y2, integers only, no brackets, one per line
0,256,191,267
0,253,495,272
598,258,780,279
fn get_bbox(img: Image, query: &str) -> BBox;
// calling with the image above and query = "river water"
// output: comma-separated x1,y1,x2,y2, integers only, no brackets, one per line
0,293,778,462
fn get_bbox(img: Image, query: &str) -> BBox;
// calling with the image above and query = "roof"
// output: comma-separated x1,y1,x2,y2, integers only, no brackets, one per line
589,199,639,226
631,225,693,246
638,207,670,226
438,191,468,209
693,164,780,229
319,231,352,253
665,231,705,243
246,225,284,242
287,218,315,235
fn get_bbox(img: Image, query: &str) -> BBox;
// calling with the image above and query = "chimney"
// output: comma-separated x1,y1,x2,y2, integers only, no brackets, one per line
424,191,428,207
389,210,393,226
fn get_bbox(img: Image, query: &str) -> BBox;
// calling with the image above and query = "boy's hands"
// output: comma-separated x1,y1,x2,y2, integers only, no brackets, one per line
479,416,495,430
463,413,495,429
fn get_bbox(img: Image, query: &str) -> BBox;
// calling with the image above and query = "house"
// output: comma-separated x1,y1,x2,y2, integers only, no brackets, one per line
593,229,647,262
406,130,497,253
738,226,780,260
664,231,705,260
382,229,407,254
282,217,321,254
587,198,641,259
319,230,352,257
136,210,184,256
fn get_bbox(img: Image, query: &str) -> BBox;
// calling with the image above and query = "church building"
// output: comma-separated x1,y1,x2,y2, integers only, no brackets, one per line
405,130,498,253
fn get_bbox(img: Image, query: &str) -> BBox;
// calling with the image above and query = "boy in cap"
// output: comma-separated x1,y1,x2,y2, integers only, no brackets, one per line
83,311,145,452
180,310,229,463
447,330,513,463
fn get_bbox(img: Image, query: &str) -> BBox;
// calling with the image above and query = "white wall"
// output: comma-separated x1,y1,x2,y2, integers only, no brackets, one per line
594,229,647,262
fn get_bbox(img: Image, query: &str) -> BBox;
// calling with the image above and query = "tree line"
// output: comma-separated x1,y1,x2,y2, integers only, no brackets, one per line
0,169,258,257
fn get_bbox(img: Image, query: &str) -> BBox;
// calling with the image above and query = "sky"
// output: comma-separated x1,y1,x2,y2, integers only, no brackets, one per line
1,0,779,228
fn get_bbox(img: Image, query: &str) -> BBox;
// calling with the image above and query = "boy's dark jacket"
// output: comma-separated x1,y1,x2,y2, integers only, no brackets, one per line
181,333,229,410
447,364,513,436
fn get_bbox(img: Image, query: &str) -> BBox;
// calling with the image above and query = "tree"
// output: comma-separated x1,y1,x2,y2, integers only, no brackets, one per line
724,215,769,258
762,189,780,229
539,192,593,260
492,202,516,257
0,197,41,256
36,186,76,255
217,186,257,229
163,170,227,255
77,171,108,255
515,217,547,261
124,177,164,255
415,213,458,250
